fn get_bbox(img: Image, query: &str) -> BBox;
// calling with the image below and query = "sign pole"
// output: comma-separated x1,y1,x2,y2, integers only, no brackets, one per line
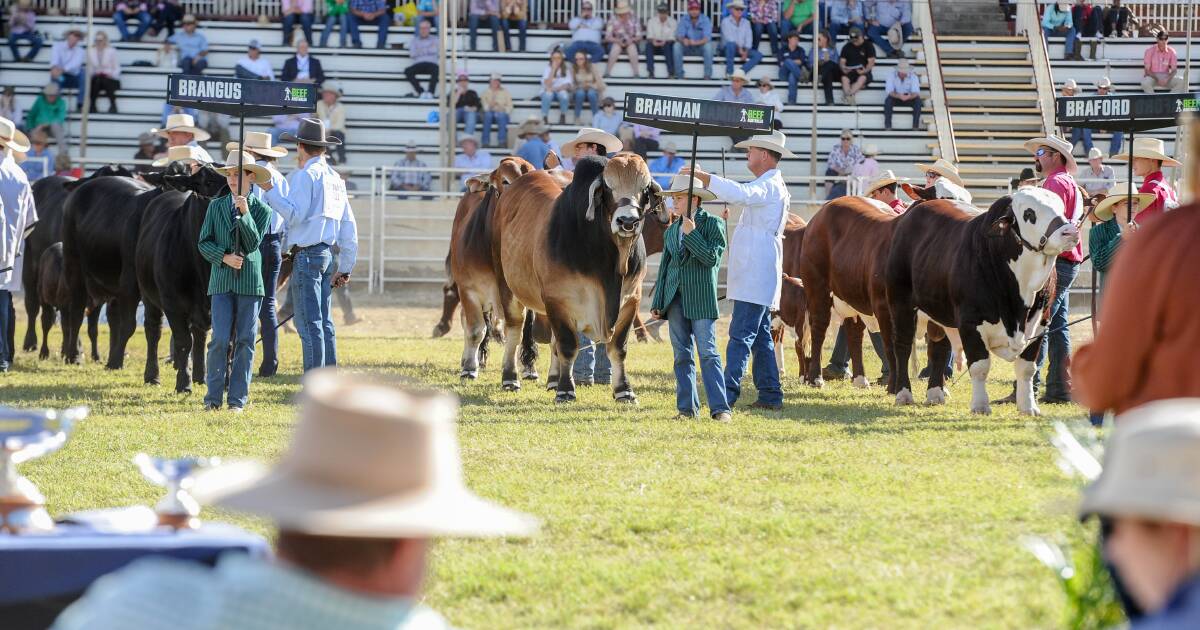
1127,129,1135,227
685,123,699,219
80,0,94,159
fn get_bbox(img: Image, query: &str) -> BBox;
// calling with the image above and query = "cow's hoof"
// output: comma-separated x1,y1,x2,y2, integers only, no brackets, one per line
851,375,870,389
91,353,101,362
146,377,161,386
970,402,993,415
522,369,539,380
805,377,825,389
23,342,37,353
38,350,49,361
614,391,637,404
177,386,192,394
926,387,947,405
895,388,915,406
431,323,450,338
1018,402,1041,417
502,380,520,392
546,380,558,391
554,391,576,404
459,370,478,380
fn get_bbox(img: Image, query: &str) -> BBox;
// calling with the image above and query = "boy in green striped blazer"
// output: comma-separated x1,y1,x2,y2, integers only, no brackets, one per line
197,151,275,412
650,173,732,422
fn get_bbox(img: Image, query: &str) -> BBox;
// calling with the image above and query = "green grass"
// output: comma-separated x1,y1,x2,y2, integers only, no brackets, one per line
7,304,1091,628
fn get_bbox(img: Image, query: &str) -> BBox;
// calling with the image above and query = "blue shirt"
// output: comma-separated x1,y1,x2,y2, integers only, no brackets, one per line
263,155,358,273
830,0,864,25
1041,4,1072,29
648,154,686,188
253,163,290,236
1138,575,1200,630
516,136,551,170
676,14,713,43
20,147,53,181
168,30,208,59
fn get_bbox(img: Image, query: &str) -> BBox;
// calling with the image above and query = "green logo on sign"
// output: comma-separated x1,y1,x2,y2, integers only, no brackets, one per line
1179,97,1199,113
746,109,765,124
285,87,309,102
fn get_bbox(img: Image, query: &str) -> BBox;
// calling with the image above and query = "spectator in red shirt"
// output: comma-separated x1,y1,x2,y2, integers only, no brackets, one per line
1113,136,1180,226
863,170,907,213
1142,32,1186,93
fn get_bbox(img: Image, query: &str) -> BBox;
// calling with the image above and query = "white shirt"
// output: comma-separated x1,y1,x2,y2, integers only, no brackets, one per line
253,162,290,236
294,54,311,80
0,153,37,285
263,155,358,273
237,55,275,80
707,169,789,308
755,90,785,115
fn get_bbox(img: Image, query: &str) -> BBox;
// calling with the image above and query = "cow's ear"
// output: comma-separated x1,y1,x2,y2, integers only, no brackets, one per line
585,177,605,221
467,175,490,193
544,151,561,170
989,213,1013,236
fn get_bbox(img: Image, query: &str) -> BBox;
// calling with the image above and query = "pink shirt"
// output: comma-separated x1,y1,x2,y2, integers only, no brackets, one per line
1041,167,1084,263
889,198,908,214
1144,45,1178,74
1136,170,1178,226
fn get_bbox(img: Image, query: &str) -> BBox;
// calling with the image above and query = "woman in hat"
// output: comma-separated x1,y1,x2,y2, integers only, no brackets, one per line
570,50,605,125
755,77,785,129
316,81,346,165
650,173,732,422
603,2,642,78
480,73,513,148
196,151,274,412
1113,137,1180,226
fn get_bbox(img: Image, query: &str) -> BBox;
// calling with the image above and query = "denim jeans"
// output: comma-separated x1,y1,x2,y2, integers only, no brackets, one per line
1070,126,1094,153
0,290,10,371
672,43,713,79
779,57,806,103
667,300,730,416
179,55,208,75
884,95,922,129
205,292,261,409
722,42,763,76
645,42,675,76
540,90,569,119
56,70,86,108
868,21,914,56
1034,258,1079,400
292,244,336,371
8,31,44,61
349,12,389,48
573,333,611,383
503,18,527,51
825,166,846,199
468,14,501,51
564,40,604,63
114,10,151,41
752,20,781,55
573,88,599,118
481,110,509,147
320,13,349,47
724,300,782,407
258,233,282,376
1043,25,1077,56
825,328,889,378
1109,131,1125,157
456,107,478,137
282,11,314,45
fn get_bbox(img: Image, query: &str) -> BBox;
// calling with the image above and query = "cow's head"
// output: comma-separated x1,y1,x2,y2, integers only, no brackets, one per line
61,163,136,191
164,164,231,199
901,179,973,205
989,187,1080,257
584,153,662,240
489,156,534,192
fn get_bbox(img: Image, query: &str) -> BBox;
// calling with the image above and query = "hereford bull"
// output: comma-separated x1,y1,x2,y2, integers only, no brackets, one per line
493,154,661,402
886,188,1079,415
35,242,100,361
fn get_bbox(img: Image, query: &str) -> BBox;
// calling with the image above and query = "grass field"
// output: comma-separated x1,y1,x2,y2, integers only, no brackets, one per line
7,302,1096,628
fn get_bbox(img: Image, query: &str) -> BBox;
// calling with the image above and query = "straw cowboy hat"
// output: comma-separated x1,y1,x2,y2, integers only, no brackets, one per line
516,116,549,137
458,134,480,148
913,157,964,186
863,144,879,157
153,113,212,143
1023,135,1078,174
729,68,749,84
193,369,540,538
865,170,906,195
1093,182,1156,221
561,127,622,155
226,131,288,159
281,118,342,147
1095,76,1113,90
1087,147,1105,161
0,116,31,153
319,80,343,96
1080,398,1200,526
726,0,747,9
658,171,716,202
212,150,272,185
735,129,795,157
1112,136,1182,167
151,144,210,167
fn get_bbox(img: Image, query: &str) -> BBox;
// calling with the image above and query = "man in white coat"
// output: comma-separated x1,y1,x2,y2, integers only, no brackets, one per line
682,130,792,410
0,117,36,373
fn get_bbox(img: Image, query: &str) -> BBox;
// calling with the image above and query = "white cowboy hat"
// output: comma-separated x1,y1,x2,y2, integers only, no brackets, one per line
193,369,540,538
726,0,747,9
1087,147,1104,161
1112,136,1182,167
614,0,634,13
913,157,964,187
1093,182,1156,221
226,131,288,159
729,68,749,84
0,116,31,153
152,113,212,143
863,144,879,157
211,150,272,185
151,144,209,167
1023,135,1078,174
865,170,906,195
561,127,622,155
734,129,795,158
658,171,716,202
1095,76,1113,90
1061,78,1077,91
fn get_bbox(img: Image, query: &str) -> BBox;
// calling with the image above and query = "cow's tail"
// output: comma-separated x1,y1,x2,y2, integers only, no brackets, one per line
519,308,539,372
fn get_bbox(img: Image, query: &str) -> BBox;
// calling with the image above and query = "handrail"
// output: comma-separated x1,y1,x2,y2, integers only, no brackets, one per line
916,0,957,162
1018,1,1058,135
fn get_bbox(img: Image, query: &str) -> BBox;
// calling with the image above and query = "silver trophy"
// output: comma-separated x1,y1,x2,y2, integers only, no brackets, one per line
0,405,88,534
134,454,221,530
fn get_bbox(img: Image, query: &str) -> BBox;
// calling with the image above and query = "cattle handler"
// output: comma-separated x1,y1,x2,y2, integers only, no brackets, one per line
0,116,34,374
152,113,214,162
1112,136,1180,227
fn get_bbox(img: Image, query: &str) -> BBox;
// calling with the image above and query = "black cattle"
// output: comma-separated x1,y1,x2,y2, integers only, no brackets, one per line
35,243,101,361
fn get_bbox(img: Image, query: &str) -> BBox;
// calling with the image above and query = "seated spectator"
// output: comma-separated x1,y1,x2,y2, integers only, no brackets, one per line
500,0,527,52
838,27,875,105
721,2,762,78
114,1,152,42
673,1,715,80
853,143,880,182
591,97,625,137
25,84,67,151
234,40,274,80
778,31,810,105
9,2,44,62
1094,77,1124,156
389,140,432,195
781,0,814,35
714,68,755,103
404,19,438,98
539,48,572,125
645,3,677,78
626,123,661,158
0,88,23,130
514,117,553,168
883,58,921,130
866,0,912,58
1042,1,1077,61
565,1,605,63
480,73,512,148
169,15,208,75
316,81,346,164
755,77,785,129
824,129,861,199
88,32,122,114
468,0,501,52
148,0,183,38
54,152,79,177
348,0,389,48
453,72,481,141
749,0,781,55
1071,0,1102,60
828,0,865,41
155,40,178,68
20,129,52,181
648,141,686,189
320,0,349,48
268,113,303,146
1143,32,1186,93
281,0,314,46
282,40,326,84
454,135,492,190
864,170,907,213
49,29,86,111
132,131,163,172
604,2,642,78
813,30,840,106
1081,147,1115,196
414,0,437,29
1058,79,1094,154
1103,0,1134,38
571,51,605,124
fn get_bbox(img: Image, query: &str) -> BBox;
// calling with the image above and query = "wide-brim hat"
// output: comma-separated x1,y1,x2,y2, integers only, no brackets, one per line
1093,182,1156,221
1080,398,1200,526
1112,136,1181,167
193,369,540,538
227,131,288,158
153,113,212,143
729,68,749,84
865,170,906,195
1087,147,1104,161
914,158,964,186
0,116,31,153
735,129,795,158
211,150,272,184
516,116,549,136
726,0,746,9
1023,135,1078,174
561,127,622,155
151,144,210,167
319,80,342,96
458,134,480,148
863,144,879,157
658,172,716,202
281,117,342,147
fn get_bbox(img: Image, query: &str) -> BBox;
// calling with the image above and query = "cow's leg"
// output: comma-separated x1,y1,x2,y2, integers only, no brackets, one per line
609,299,639,404
432,278,458,338
23,290,40,352
845,317,869,389
61,297,85,365
191,324,207,387
457,291,487,380
1015,337,1041,416
495,296,525,391
890,304,919,405
105,298,136,370
518,309,540,381
86,307,101,362
164,311,193,393
960,326,992,415
632,313,648,343
872,302,896,396
38,307,55,360
143,303,164,385
546,307,578,403
925,336,952,405
804,284,833,388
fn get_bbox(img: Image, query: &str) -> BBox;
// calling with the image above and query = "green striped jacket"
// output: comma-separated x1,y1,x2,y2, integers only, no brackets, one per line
1089,218,1122,291
650,208,727,320
197,194,273,297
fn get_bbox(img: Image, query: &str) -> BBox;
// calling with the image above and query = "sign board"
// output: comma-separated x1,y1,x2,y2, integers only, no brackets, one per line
1056,92,1200,132
622,92,774,135
167,75,318,117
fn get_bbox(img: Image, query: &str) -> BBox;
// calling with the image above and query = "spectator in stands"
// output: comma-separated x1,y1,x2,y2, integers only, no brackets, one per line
539,48,572,124
1113,137,1180,227
1094,78,1124,155
149,0,183,38
389,140,432,195
1042,1,1077,61
645,3,677,78
114,1,152,42
824,129,861,199
853,143,880,182
1103,0,1134,38
813,29,839,106
154,113,213,161
674,1,715,80
480,73,512,148
571,51,605,124
1143,32,1186,94
565,1,605,63
501,0,528,52
87,32,122,114
592,96,624,137
54,152,77,177
515,117,553,167
320,0,349,48
20,130,52,182
170,15,209,75
1081,147,1115,196
133,132,162,170
282,40,326,84
721,2,763,78
414,0,437,29
316,81,346,164
155,40,178,68
281,0,315,46
8,2,43,63
781,0,814,35
403,19,438,99
749,0,781,55
25,84,67,151
778,32,810,106
714,68,755,103
828,0,865,42
866,0,912,58
623,124,661,159
454,135,492,190
756,77,785,125
468,0,501,52
235,40,275,80
1,88,24,132
1070,0,1102,61
348,0,389,48
50,29,86,111
603,2,642,78
838,26,875,106
883,58,920,130
269,113,304,146
453,72,481,140
648,141,686,188
1059,79,1093,154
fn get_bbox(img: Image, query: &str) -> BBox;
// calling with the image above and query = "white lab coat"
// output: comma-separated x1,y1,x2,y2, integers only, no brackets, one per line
0,153,37,286
707,169,789,309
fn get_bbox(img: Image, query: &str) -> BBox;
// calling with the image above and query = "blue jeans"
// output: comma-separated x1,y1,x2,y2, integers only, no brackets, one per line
8,31,43,61
573,333,611,383
779,57,807,103
673,43,714,79
179,55,207,75
456,107,478,137
56,70,86,108
1109,131,1125,157
752,20,782,55
868,22,914,56
0,290,10,371
1071,126,1094,153
564,40,605,63
724,300,782,407
1034,258,1080,400
884,95,922,129
114,10,151,41
349,12,389,48
205,292,261,409
258,233,282,376
1043,25,1077,56
292,244,337,371
667,300,730,416
722,42,763,76
468,13,501,51
573,88,599,118
282,11,314,45
320,13,349,47
540,90,569,119
645,42,676,76
825,328,889,378
481,110,509,147
503,18,527,51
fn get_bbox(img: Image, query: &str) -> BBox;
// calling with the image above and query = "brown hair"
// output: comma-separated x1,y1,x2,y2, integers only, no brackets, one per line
276,531,399,574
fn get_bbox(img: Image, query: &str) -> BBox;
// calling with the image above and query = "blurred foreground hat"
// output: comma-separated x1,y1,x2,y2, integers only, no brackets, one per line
226,131,288,159
0,116,30,153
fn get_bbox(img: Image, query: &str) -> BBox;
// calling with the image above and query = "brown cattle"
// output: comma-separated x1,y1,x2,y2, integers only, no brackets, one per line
771,213,809,377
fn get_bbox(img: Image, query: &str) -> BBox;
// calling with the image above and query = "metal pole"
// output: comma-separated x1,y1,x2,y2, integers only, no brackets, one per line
1127,129,1135,227
80,0,94,159
685,124,699,219
809,6,821,202
438,1,449,193
1186,0,1195,90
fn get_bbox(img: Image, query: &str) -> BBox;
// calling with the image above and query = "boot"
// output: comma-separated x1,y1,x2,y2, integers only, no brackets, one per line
1088,40,1098,60
1070,45,1084,61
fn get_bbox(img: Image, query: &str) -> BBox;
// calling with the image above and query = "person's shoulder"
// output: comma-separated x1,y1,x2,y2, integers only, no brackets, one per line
53,556,220,630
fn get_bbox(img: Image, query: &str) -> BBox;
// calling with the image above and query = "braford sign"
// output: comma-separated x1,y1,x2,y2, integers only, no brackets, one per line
1056,92,1200,132
622,92,774,135
167,75,318,117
